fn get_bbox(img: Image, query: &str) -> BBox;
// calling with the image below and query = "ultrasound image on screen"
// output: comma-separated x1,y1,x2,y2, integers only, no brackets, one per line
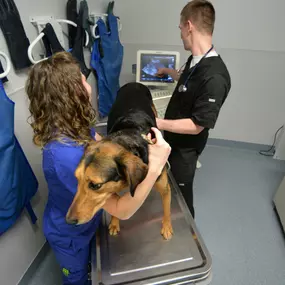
140,54,176,83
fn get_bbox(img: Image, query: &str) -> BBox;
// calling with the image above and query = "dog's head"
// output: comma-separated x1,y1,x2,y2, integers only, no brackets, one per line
66,140,148,225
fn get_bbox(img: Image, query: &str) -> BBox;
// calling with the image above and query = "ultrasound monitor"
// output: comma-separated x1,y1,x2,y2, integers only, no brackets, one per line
136,50,180,88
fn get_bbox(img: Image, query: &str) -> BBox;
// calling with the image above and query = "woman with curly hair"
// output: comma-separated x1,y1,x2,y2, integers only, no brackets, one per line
26,51,171,285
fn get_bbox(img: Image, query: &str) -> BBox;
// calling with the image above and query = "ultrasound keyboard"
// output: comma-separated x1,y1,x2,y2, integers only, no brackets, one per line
150,88,173,118
150,89,173,101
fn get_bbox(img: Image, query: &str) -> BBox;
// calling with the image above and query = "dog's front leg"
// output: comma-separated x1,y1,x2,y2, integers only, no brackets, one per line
154,168,173,240
109,216,120,236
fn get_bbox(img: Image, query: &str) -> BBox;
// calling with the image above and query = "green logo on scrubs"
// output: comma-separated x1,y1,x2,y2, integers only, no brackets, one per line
62,268,70,277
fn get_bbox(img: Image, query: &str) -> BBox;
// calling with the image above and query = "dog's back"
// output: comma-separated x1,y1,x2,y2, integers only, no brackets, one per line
107,82,156,134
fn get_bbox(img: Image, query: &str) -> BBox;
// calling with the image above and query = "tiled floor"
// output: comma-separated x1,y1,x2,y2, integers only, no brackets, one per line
27,144,285,285
195,144,285,285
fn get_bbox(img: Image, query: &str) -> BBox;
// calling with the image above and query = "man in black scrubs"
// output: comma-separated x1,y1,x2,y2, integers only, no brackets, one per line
156,0,231,218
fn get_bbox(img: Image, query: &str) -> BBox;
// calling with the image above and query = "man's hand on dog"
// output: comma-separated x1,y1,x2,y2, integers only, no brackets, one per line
147,127,171,175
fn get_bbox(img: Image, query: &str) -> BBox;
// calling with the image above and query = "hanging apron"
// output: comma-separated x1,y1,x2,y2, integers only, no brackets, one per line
71,0,91,78
0,81,38,236
91,13,124,118
79,0,94,50
41,22,91,79
41,23,65,58
66,0,78,49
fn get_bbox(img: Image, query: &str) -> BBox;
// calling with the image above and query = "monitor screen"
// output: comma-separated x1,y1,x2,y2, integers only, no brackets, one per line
139,54,177,84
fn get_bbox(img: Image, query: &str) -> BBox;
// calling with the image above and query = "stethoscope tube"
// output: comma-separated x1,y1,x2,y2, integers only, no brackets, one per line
178,45,214,93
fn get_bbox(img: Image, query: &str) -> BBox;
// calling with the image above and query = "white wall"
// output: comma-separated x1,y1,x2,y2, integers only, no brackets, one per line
0,1,109,285
114,0,285,145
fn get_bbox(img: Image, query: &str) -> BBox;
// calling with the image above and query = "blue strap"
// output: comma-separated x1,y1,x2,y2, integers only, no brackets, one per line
97,18,108,36
26,202,37,224
107,14,119,40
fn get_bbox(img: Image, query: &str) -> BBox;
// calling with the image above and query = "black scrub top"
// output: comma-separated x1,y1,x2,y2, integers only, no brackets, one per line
164,55,231,154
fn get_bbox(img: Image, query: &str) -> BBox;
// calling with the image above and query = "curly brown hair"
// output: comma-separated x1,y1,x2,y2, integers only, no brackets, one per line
26,51,96,147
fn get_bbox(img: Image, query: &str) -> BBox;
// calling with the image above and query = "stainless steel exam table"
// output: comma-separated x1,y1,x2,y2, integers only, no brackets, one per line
91,170,212,285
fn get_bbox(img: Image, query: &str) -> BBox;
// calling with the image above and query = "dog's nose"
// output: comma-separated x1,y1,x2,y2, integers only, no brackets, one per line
66,217,78,225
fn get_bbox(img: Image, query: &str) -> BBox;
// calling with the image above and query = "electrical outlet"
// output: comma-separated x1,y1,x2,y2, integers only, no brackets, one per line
132,64,137,75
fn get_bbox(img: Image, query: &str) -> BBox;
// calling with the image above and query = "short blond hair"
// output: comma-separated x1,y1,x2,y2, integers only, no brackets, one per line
181,0,215,35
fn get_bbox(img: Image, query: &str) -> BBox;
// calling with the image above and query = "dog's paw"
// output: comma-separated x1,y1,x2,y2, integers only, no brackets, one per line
108,218,120,236
161,220,173,240
109,224,120,236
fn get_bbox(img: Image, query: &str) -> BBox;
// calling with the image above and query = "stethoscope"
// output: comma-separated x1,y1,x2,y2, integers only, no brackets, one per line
178,45,214,93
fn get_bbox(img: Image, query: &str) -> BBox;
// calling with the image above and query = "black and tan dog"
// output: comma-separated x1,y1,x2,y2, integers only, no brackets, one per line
66,82,173,240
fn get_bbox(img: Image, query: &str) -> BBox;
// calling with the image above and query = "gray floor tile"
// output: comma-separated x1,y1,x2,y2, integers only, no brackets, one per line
28,249,61,285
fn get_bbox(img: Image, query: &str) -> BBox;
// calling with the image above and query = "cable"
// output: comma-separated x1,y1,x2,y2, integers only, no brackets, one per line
259,125,284,156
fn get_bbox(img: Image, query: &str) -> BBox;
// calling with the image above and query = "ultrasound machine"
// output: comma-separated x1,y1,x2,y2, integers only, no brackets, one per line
95,50,180,127
136,50,180,118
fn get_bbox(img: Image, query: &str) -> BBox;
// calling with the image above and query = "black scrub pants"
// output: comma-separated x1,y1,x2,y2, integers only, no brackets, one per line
168,147,199,218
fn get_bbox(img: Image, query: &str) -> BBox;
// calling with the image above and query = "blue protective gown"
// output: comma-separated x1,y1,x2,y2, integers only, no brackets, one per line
0,81,38,236
42,132,102,285
91,13,124,118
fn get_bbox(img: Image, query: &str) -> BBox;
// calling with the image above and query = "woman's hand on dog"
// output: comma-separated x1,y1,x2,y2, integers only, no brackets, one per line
147,127,171,175
95,132,103,141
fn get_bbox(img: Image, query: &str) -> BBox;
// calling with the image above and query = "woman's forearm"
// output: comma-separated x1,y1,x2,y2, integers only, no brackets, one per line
103,127,171,221
103,169,160,220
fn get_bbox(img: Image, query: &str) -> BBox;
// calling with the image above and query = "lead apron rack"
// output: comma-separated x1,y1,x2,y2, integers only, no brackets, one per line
92,172,212,285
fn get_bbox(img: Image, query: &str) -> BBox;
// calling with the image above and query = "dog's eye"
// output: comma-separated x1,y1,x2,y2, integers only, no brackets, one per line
88,182,102,191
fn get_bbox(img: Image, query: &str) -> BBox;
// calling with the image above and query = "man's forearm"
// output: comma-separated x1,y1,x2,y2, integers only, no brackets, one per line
157,118,204,135
163,68,180,81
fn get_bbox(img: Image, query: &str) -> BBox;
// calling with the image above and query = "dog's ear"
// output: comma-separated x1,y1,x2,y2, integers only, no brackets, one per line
75,160,85,181
75,150,96,181
115,152,148,197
